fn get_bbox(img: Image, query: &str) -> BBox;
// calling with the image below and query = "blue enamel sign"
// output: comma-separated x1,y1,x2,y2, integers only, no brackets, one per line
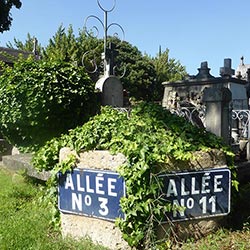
58,168,125,221
159,168,231,221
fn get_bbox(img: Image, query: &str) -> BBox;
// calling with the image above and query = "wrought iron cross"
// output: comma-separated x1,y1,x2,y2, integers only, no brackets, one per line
83,0,124,77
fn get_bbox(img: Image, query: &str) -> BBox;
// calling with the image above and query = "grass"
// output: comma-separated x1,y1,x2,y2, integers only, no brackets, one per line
0,167,108,250
179,228,250,249
1,166,250,250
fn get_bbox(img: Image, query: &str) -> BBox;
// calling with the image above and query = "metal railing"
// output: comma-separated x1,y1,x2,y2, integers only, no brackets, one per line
168,103,250,160
169,104,206,128
231,110,250,142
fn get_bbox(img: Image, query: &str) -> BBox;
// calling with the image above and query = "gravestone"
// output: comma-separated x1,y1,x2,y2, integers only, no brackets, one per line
95,75,123,107
162,59,247,111
203,87,232,144
220,58,248,109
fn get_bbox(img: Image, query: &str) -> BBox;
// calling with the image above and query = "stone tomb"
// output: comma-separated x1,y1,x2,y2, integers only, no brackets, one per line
162,59,248,110
162,59,248,145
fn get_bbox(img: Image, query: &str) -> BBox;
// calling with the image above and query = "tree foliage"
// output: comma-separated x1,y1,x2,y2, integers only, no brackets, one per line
43,25,79,62
7,25,186,101
153,48,187,82
151,48,187,99
0,58,98,151
6,33,42,56
0,0,22,33
111,38,157,101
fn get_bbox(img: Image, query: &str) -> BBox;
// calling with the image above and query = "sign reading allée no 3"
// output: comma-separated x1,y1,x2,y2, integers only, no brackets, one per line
58,168,125,221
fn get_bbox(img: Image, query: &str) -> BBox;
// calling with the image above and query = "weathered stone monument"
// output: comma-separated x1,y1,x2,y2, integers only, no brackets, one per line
83,0,124,108
203,87,232,144
95,42,123,107
95,75,123,107
162,59,248,144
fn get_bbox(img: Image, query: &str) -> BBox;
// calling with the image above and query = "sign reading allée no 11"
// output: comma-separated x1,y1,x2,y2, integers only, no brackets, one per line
58,168,125,221
160,168,231,221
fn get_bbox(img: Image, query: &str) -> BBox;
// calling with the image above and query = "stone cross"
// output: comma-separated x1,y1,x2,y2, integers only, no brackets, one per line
195,61,214,79
220,58,235,77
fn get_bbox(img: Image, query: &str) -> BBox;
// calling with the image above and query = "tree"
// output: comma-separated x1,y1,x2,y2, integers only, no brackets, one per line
43,26,157,101
0,0,22,33
43,25,79,62
153,48,187,83
111,38,157,101
151,48,187,99
6,33,42,56
7,25,187,102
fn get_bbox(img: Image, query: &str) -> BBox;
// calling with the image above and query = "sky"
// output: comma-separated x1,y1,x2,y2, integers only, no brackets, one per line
1,0,250,76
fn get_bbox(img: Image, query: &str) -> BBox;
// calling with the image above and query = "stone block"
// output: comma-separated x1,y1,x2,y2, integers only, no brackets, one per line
59,148,129,250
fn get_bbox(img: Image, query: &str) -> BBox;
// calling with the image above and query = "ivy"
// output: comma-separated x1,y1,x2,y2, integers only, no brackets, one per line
0,58,99,151
32,102,234,249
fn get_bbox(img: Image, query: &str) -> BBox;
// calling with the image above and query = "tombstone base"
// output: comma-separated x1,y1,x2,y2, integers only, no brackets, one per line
61,213,130,250
157,217,222,241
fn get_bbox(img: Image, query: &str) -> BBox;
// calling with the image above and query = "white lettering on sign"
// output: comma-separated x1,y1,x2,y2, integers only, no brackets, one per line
65,174,74,190
166,173,224,197
77,174,85,192
60,170,123,220
72,193,82,210
199,196,216,214
86,175,94,193
173,199,185,217
108,178,117,197
201,173,211,194
64,173,119,197
181,178,190,196
98,197,109,216
191,177,200,195
214,175,223,192
84,194,92,206
166,179,178,197
71,193,93,211
96,175,105,195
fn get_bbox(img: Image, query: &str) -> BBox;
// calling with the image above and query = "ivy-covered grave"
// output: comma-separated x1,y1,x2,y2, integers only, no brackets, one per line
32,102,235,250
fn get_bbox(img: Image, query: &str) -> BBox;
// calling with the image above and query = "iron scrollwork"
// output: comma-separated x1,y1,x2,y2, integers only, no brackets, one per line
231,110,250,140
83,0,126,78
169,104,206,129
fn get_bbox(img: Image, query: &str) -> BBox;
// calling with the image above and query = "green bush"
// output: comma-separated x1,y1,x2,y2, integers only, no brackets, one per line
33,102,234,249
0,58,99,151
